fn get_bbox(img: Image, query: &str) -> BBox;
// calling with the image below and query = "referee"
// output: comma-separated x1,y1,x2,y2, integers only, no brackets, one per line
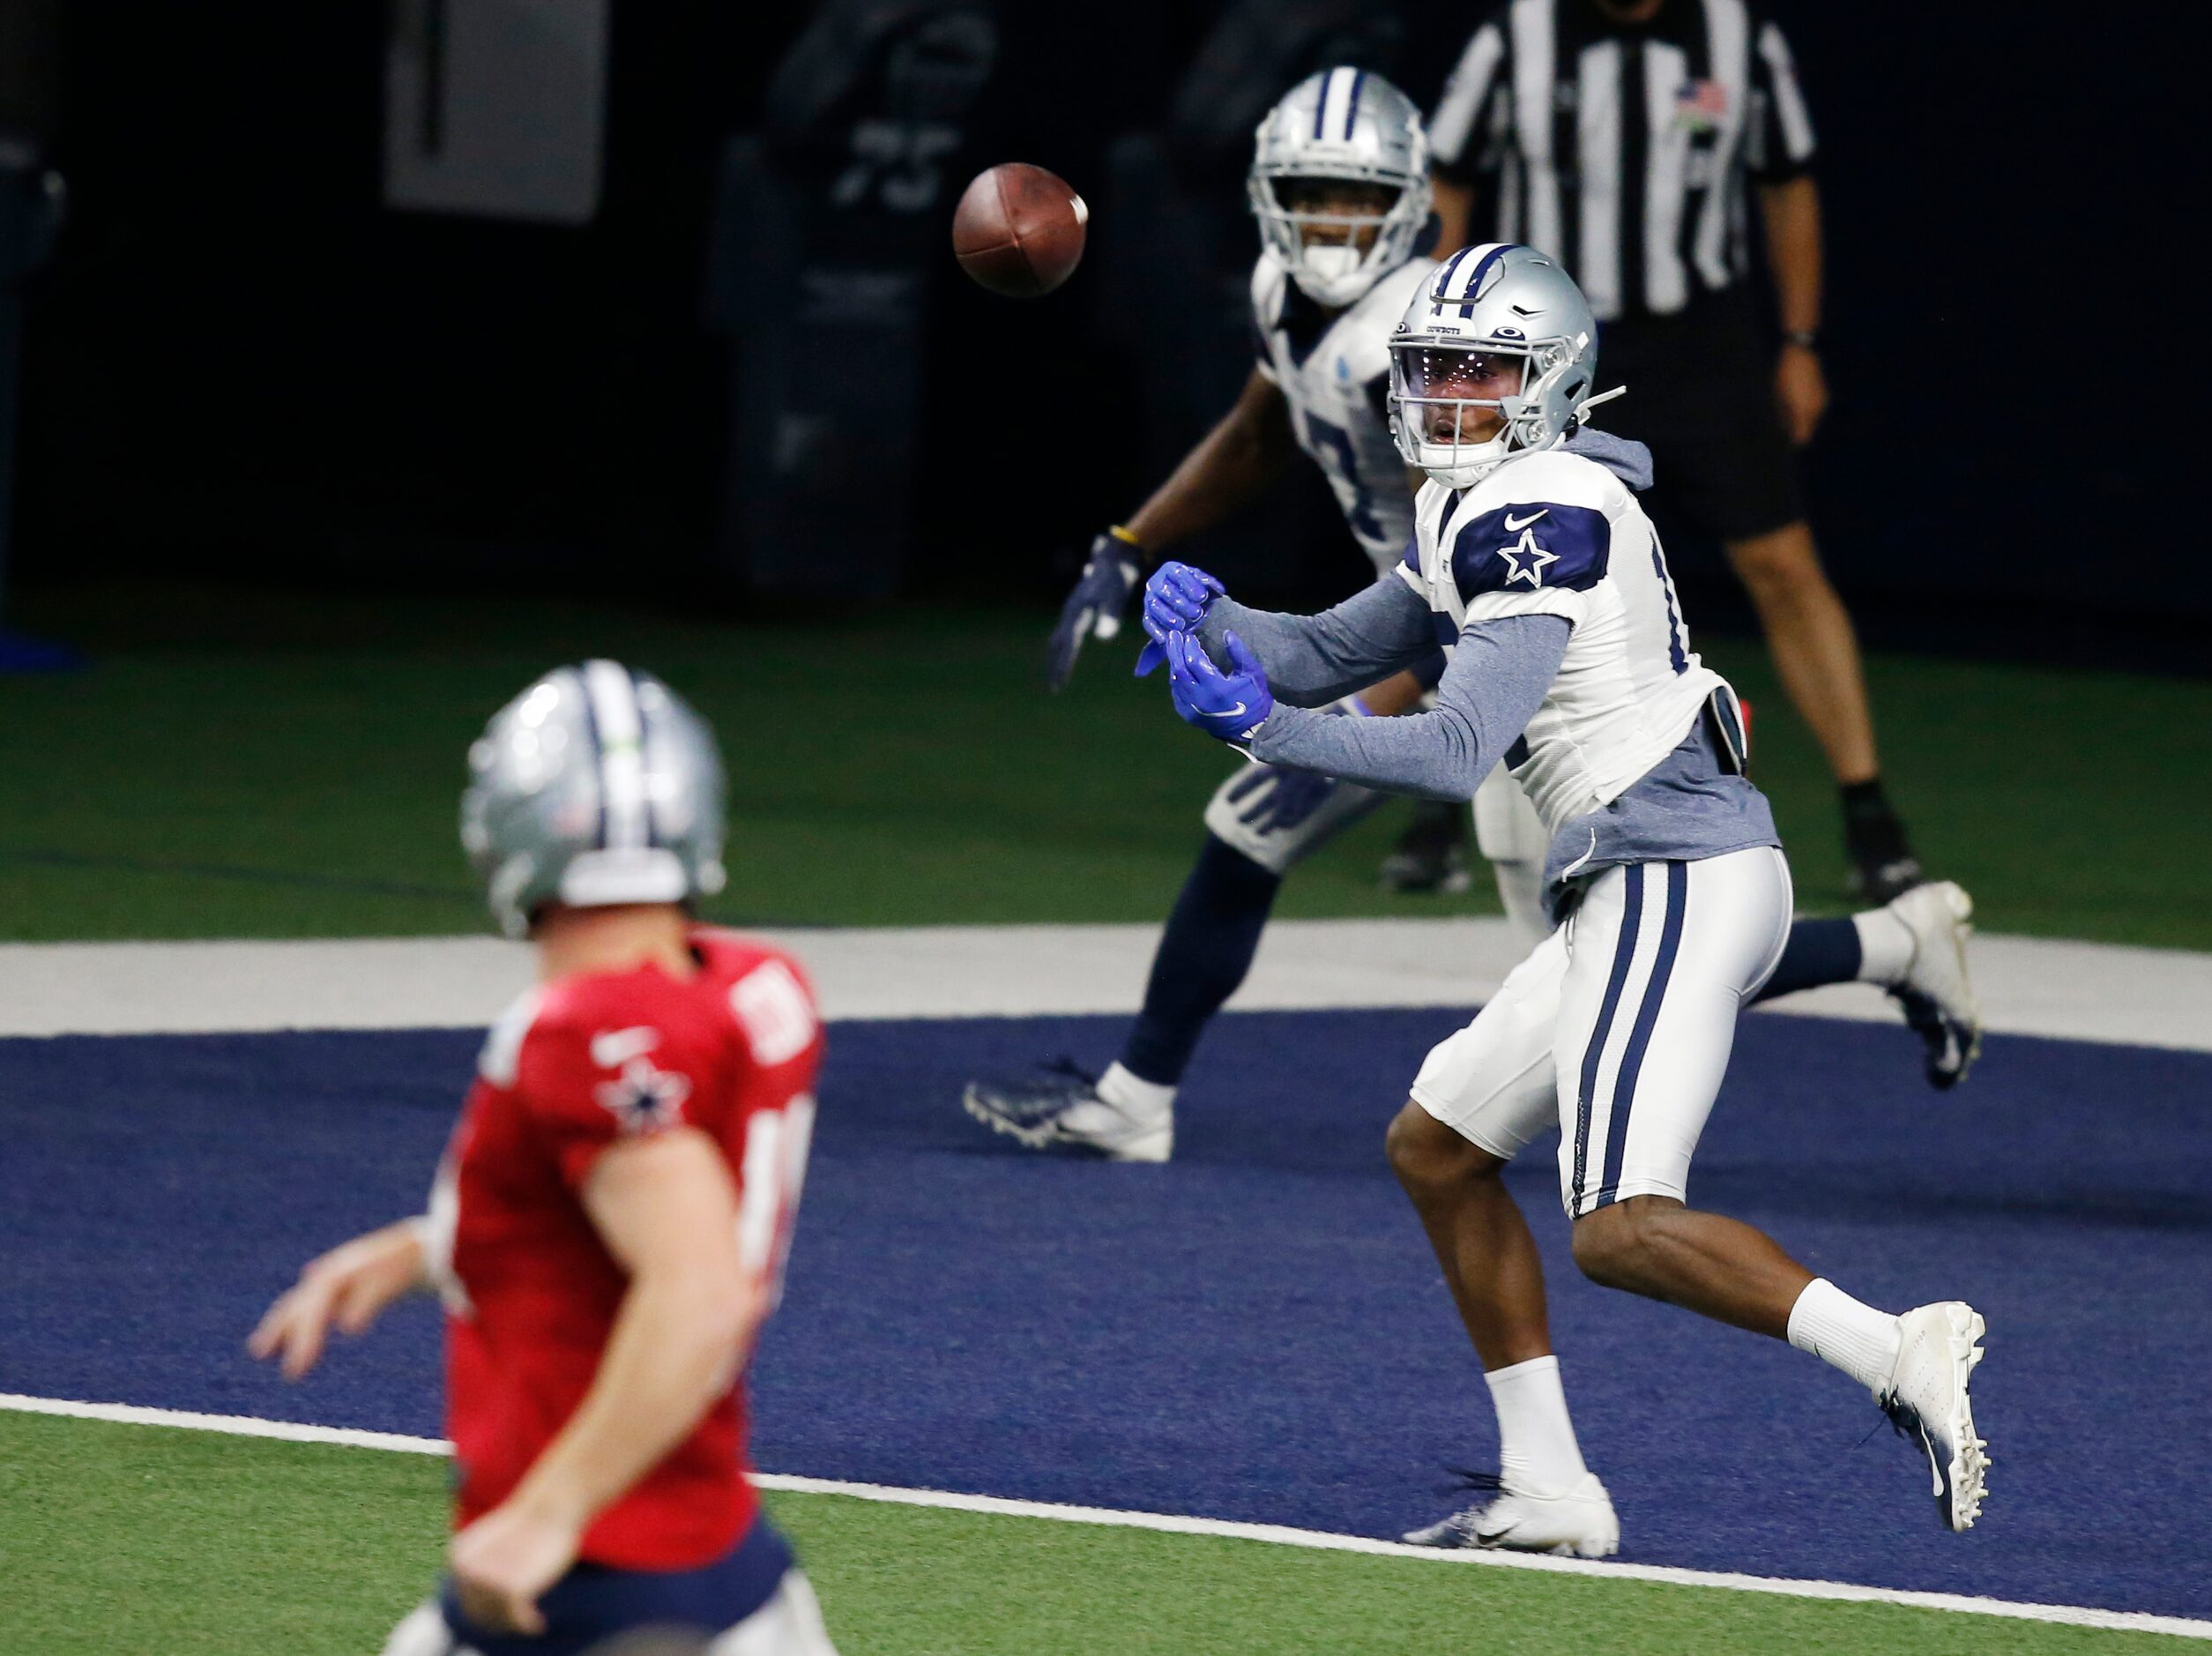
1426,0,1920,899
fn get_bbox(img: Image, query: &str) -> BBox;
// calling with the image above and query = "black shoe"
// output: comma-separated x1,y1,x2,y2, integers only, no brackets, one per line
1850,851,1925,905
1381,800,1471,894
1843,794,1922,903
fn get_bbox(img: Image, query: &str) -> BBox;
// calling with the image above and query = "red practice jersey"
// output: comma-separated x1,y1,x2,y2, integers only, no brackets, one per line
424,929,823,1570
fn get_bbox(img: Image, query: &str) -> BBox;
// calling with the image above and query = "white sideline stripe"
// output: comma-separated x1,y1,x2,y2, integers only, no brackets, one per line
2,922,2209,1051
4,1392,2207,1642
0,1392,450,1456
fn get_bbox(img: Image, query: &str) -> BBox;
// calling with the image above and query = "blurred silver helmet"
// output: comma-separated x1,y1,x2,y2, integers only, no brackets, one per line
1248,67,1433,307
1388,242,1612,488
460,660,727,939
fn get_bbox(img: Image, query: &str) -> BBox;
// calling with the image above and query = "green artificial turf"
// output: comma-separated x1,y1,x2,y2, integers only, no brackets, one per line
0,1412,2193,1655
3,582,2207,947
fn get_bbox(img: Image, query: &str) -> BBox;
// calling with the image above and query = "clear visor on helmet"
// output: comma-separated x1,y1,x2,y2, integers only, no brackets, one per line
1390,344,1532,447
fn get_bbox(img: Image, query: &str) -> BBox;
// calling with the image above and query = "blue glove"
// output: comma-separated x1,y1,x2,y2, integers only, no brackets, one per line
1166,629,1273,743
1220,696,1364,830
1135,562,1225,677
1044,532,1142,691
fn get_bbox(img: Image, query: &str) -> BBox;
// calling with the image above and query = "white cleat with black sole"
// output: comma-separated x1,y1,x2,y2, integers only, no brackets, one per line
1886,880,1984,1089
1880,1301,1990,1532
1403,1472,1620,1558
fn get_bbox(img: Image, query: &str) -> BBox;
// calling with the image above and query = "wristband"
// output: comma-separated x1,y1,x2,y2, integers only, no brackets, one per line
1783,330,1819,350
1106,525,1144,550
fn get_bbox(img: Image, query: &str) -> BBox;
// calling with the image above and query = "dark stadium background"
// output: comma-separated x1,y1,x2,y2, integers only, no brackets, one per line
3,0,2201,664
5,14,2212,1649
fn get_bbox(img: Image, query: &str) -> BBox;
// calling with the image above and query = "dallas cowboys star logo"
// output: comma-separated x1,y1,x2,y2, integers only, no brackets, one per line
593,1056,692,1135
1497,526,1559,588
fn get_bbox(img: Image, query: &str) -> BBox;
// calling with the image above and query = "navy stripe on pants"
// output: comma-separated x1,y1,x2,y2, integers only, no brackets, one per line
1571,862,1645,1210
1594,862,1687,1208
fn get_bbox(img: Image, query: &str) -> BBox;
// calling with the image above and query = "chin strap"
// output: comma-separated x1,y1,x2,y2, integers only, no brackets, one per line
1573,385,1627,421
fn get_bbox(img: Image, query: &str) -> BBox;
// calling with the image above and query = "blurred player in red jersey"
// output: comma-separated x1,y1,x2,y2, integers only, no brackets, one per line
250,660,838,1655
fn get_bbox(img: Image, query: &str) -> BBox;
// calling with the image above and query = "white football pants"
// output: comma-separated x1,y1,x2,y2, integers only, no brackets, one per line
1410,847,1791,1218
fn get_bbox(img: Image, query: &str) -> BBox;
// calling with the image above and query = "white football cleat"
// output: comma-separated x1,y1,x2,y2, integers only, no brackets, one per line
1403,1472,1620,1558
961,1062,1173,1163
1044,1093,1173,1162
1886,880,1984,1089
1879,1301,1990,1532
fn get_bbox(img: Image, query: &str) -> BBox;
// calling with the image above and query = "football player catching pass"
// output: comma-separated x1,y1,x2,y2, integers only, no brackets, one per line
250,662,837,1654
969,69,1978,1165
1140,246,1988,1548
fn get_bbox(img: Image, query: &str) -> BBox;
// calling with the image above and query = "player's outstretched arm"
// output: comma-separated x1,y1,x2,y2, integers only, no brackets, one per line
1125,369,1296,556
1046,371,1294,690
1199,576,1441,706
1136,563,1441,707
450,1129,759,1637
1239,614,1570,801
246,1218,428,1381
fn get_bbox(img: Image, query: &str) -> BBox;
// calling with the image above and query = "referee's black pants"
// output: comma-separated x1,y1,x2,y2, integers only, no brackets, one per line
1590,293,1804,546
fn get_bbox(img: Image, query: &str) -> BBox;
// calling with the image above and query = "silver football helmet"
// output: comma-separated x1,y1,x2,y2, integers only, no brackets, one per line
1248,67,1432,307
460,661,728,938
1387,243,1612,488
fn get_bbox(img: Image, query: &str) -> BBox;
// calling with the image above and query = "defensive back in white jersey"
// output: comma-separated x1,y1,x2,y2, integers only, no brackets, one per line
1251,249,1435,577
1399,445,1728,833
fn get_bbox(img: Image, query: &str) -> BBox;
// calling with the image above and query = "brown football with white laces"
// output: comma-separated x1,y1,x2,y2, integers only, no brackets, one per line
951,163,1088,298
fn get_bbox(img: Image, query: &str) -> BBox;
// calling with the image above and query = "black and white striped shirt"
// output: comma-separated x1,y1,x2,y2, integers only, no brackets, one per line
1429,0,1815,321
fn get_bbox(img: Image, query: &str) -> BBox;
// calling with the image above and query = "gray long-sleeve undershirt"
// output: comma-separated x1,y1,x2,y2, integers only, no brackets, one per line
1203,578,1441,707
1202,579,1570,802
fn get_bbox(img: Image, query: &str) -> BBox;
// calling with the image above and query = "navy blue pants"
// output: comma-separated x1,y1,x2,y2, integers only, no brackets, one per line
433,1517,794,1654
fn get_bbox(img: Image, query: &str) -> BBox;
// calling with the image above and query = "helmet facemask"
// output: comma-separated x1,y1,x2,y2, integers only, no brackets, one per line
1249,168,1432,307
1389,337,1591,487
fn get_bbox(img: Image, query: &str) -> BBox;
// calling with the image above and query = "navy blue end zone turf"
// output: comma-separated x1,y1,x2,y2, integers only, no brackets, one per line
3,1010,2208,1619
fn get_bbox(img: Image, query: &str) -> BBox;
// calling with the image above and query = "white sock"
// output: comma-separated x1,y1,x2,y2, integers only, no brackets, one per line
1851,907,1916,986
1787,1278,1903,1392
1096,1063,1176,1122
1485,1355,1589,1496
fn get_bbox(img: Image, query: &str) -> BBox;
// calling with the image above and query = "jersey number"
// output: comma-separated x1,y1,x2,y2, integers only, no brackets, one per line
737,1095,816,1309
732,961,817,1067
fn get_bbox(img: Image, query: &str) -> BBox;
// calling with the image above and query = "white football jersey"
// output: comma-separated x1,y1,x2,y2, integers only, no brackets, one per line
1250,250,1434,576
1397,447,1729,833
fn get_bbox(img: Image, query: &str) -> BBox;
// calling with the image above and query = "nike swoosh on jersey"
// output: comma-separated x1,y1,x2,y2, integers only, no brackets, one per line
590,1026,660,1069
1504,509,1549,531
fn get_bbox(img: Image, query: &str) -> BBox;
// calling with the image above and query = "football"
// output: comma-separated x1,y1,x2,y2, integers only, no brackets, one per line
951,163,1088,298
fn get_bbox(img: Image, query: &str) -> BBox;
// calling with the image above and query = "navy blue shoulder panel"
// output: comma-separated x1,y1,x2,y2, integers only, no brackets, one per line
1447,502,1610,603
1274,279,1334,368
1364,371,1393,425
